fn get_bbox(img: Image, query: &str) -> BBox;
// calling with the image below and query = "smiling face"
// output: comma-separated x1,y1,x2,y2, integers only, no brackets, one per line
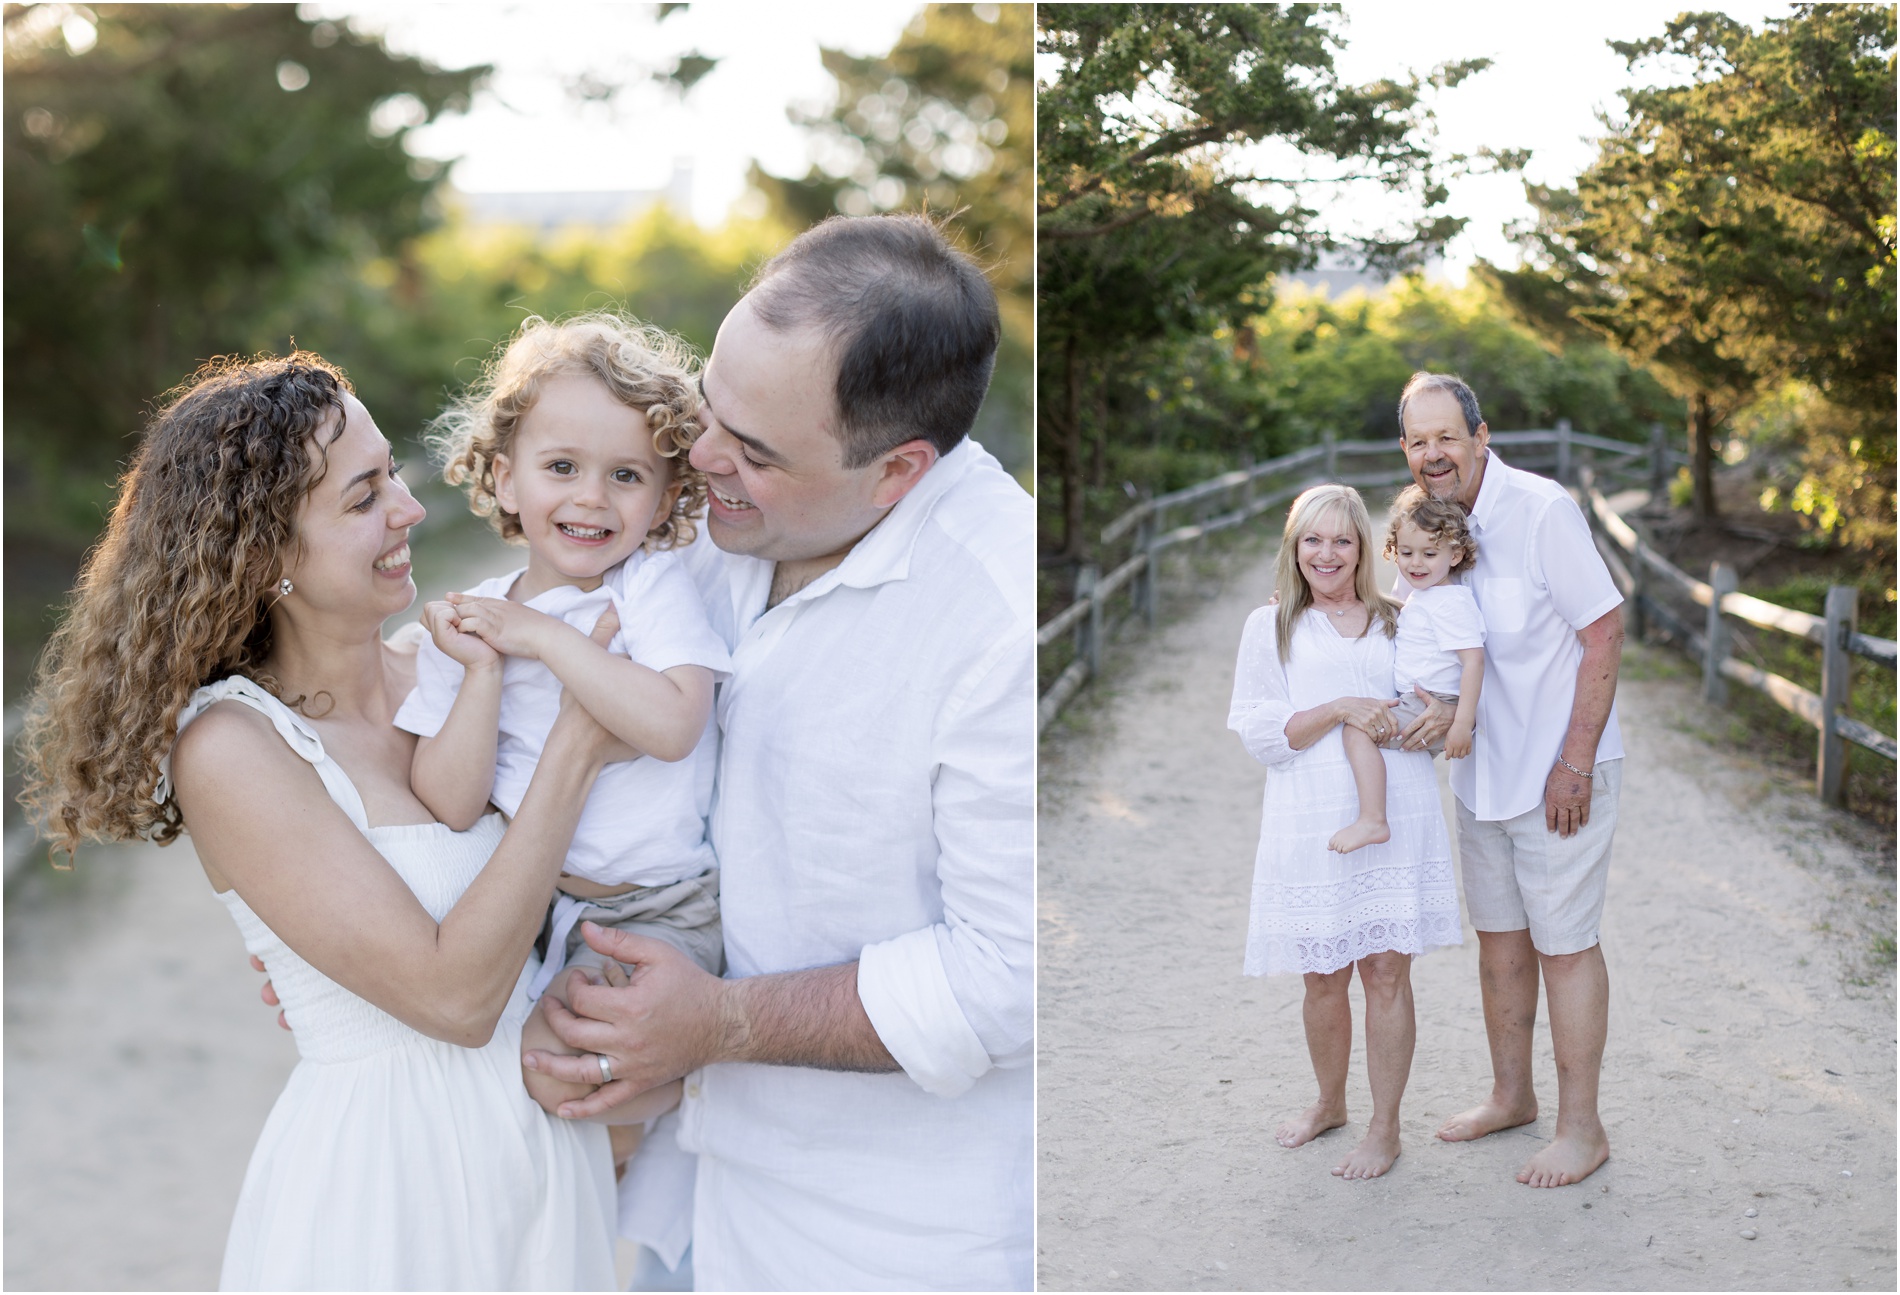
1391,518,1463,592
279,392,426,627
492,373,683,599
688,294,903,579
1295,506,1362,602
1400,387,1488,508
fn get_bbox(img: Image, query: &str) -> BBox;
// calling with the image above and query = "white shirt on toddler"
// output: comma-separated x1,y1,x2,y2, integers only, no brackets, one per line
394,546,732,891
1392,582,1485,698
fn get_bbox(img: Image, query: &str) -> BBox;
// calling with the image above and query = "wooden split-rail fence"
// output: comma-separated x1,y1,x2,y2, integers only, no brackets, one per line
1581,470,1896,805
1039,423,1895,808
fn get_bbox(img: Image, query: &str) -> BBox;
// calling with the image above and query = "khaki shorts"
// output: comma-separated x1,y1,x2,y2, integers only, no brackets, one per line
535,868,724,993
1382,688,1460,756
1455,759,1622,956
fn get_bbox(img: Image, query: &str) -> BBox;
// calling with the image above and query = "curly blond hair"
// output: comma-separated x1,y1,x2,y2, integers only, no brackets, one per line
429,313,707,550
16,353,354,861
1383,484,1478,575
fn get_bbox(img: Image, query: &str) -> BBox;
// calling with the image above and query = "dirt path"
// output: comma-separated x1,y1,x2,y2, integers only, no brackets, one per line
1036,536,1895,1292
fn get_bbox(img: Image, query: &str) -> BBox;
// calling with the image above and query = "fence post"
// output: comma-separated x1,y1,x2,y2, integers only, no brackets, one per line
1818,584,1856,806
1142,530,1161,626
1702,563,1736,705
1648,421,1668,505
1323,428,1337,480
1555,418,1572,486
1239,449,1254,517
1630,536,1649,644
1074,563,1101,680
1135,510,1155,626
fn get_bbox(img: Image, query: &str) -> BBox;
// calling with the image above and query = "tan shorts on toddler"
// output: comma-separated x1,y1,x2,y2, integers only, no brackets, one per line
1382,688,1460,755
531,868,724,1001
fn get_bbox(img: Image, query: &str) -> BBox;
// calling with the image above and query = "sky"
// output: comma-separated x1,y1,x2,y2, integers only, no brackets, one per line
332,3,1797,272
1321,1,1795,277
1030,2,1797,278
312,1,926,226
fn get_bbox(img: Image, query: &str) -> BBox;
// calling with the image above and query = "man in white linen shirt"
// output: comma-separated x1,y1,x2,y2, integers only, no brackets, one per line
1392,371,1624,1190
524,214,1033,1289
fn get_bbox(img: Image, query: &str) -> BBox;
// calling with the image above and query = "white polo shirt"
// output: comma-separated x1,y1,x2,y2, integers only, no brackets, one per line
1452,450,1624,822
655,439,1034,1290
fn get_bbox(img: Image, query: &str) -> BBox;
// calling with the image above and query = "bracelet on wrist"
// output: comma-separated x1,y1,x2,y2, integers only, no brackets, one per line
1554,754,1592,779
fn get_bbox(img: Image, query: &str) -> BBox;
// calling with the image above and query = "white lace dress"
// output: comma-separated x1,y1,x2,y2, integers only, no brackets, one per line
1227,608,1462,976
164,678,617,1291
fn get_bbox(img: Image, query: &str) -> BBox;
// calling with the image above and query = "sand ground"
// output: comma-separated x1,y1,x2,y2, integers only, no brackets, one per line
1037,534,1896,1292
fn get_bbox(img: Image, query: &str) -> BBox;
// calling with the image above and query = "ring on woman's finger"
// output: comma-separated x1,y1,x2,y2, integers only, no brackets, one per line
596,1054,614,1085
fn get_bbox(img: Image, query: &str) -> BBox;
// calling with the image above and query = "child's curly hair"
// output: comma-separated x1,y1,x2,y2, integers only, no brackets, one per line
1383,484,1478,574
429,313,707,550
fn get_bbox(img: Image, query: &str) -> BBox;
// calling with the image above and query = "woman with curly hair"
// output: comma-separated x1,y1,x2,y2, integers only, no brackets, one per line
18,351,622,1289
399,313,731,1141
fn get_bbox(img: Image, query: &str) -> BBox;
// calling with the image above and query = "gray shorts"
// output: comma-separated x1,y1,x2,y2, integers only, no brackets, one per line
1382,688,1460,756
535,868,724,994
1456,759,1622,956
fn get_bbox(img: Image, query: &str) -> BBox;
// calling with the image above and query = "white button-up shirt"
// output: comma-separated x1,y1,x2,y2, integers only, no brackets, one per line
1452,450,1624,821
653,438,1033,1290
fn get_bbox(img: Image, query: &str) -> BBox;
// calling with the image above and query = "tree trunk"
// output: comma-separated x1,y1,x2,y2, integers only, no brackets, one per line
1090,365,1108,488
1689,390,1719,520
1063,335,1086,560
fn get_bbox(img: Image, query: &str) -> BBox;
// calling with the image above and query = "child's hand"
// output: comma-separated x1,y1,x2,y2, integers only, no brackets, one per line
421,599,501,672
447,593,566,660
1444,720,1473,760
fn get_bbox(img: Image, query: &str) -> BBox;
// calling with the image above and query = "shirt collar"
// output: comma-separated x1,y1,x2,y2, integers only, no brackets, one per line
1467,446,1509,535
778,437,985,607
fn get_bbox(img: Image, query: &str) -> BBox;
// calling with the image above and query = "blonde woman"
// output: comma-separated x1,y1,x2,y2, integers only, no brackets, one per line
19,354,620,1289
1227,483,1462,1179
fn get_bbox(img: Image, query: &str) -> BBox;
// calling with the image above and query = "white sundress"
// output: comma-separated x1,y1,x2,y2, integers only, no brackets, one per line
1227,608,1462,976
166,677,617,1291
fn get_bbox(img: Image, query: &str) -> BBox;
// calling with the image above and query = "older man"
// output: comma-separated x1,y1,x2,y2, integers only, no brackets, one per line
1395,371,1623,1188
528,215,1033,1287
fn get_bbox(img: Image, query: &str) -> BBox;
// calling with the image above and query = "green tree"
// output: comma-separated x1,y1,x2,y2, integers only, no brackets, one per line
748,3,1033,474
1485,5,1895,532
4,2,486,545
1035,3,1490,557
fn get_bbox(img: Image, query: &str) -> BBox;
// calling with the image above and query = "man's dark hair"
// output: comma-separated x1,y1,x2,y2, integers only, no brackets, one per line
748,213,1000,467
1397,371,1484,438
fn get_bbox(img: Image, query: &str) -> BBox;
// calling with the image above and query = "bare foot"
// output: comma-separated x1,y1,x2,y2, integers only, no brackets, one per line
1331,1126,1400,1179
1327,818,1390,854
1435,1097,1538,1142
1275,1101,1347,1148
1517,1129,1609,1187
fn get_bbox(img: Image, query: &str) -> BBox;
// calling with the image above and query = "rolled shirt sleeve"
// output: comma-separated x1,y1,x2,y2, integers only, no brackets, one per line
392,631,465,738
856,627,1034,1099
1228,607,1299,766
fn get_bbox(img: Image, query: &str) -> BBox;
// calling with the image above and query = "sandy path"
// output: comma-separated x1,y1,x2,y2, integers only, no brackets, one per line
1036,536,1895,1292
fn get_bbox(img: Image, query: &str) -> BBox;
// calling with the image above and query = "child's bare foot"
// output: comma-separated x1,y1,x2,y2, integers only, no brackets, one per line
1435,1096,1537,1142
1275,1100,1347,1148
1327,818,1390,854
1331,1126,1400,1179
1517,1128,1609,1187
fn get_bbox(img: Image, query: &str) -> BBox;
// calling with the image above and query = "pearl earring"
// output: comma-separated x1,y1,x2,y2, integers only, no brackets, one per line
278,578,294,597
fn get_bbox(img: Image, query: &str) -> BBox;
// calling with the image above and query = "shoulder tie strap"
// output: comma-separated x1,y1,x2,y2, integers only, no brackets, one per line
159,677,372,832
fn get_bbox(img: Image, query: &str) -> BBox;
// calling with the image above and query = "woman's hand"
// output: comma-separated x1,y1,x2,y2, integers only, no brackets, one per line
1334,695,1403,745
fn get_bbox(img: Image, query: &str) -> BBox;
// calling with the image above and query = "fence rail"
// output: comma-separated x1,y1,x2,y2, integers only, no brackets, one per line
1039,421,1676,734
1582,472,1896,803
